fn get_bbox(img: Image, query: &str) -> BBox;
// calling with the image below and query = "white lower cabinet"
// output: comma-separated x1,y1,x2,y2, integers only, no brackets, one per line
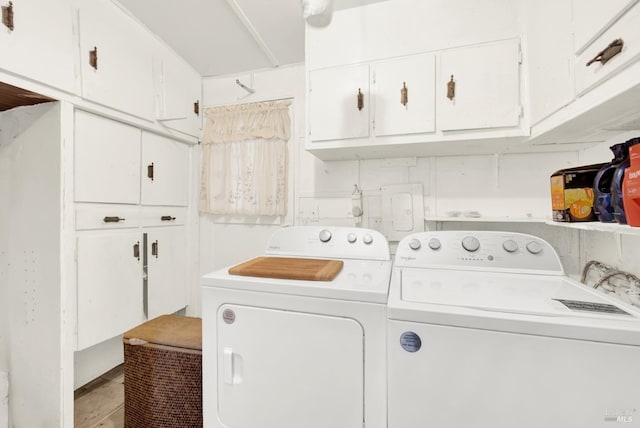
146,226,188,319
76,231,145,350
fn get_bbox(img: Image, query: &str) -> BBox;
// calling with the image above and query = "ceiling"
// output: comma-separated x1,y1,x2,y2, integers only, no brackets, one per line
117,0,389,77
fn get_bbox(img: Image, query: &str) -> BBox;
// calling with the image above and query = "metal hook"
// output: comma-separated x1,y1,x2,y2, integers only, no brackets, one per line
236,79,255,94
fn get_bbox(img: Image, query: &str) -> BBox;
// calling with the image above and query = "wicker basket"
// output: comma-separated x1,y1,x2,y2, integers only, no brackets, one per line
123,315,202,428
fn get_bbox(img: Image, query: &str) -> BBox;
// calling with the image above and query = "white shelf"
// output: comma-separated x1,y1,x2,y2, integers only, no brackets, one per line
545,220,640,235
425,216,549,223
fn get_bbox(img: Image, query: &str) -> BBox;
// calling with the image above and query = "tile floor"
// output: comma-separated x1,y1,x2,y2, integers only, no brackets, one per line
74,365,124,428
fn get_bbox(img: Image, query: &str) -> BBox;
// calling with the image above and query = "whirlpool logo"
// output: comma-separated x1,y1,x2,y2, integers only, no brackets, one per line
604,408,636,423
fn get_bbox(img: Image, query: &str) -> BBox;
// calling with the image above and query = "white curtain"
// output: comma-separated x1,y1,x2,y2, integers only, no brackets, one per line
200,100,291,216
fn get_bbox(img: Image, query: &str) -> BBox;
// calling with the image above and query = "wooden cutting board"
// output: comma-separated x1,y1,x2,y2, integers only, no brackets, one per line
228,257,344,281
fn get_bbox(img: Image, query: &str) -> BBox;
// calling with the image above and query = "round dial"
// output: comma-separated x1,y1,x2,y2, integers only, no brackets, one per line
347,233,357,243
363,233,373,245
319,229,332,243
409,239,421,250
428,238,442,251
502,239,518,253
461,236,480,252
526,241,543,254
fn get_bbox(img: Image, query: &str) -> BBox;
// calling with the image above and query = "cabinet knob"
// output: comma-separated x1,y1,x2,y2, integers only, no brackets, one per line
1,1,14,31
133,241,140,261
160,215,176,221
447,75,456,100
357,88,364,111
587,38,624,67
103,216,125,223
151,240,158,258
400,82,408,106
147,162,154,181
89,47,98,70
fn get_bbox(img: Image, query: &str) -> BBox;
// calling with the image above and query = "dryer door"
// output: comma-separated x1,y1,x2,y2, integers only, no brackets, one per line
217,304,364,428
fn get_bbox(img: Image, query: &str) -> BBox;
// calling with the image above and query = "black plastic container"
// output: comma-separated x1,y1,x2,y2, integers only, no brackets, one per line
593,142,629,222
612,137,640,224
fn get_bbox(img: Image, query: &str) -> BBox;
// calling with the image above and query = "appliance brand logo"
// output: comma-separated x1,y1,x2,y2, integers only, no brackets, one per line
604,408,636,423
267,245,281,250
399,256,416,261
629,170,640,180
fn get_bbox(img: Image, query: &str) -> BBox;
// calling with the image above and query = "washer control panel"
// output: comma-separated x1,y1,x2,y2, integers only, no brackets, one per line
396,231,563,274
266,226,390,261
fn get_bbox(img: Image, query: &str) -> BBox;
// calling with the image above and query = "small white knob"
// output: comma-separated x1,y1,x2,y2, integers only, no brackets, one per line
409,239,421,250
428,238,442,251
526,241,543,254
347,233,357,243
363,233,373,245
503,239,518,253
319,229,332,243
461,236,480,252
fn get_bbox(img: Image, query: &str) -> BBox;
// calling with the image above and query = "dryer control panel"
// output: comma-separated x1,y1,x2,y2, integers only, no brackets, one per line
395,231,563,275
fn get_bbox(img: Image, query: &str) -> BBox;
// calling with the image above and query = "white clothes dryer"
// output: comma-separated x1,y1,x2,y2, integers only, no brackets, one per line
202,226,391,428
388,231,640,428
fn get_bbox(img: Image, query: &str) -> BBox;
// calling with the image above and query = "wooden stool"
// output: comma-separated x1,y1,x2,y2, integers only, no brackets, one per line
123,315,202,428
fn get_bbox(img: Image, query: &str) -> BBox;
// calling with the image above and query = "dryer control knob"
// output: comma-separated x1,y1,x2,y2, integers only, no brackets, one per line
503,239,518,253
363,233,373,245
526,240,543,255
409,239,421,250
319,229,332,242
428,238,442,250
461,236,480,252
347,233,357,243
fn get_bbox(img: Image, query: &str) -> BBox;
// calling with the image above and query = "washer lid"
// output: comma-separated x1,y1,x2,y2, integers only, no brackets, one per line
400,268,638,319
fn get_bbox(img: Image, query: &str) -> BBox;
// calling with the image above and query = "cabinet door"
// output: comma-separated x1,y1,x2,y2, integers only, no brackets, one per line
78,0,155,120
153,52,202,137
438,39,521,132
0,0,76,93
374,53,436,137
74,111,141,204
309,64,370,141
572,0,637,54
146,226,187,319
76,231,144,350
140,132,189,206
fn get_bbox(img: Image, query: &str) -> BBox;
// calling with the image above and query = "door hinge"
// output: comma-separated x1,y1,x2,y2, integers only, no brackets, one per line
89,46,98,70
194,100,200,116
2,1,14,31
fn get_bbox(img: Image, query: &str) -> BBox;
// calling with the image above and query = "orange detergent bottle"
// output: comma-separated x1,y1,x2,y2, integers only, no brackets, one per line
623,144,640,227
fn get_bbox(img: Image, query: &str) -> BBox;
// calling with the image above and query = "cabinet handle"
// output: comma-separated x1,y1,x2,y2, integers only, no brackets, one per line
586,38,624,66
133,242,140,261
1,1,14,31
160,215,176,221
400,82,408,106
151,240,158,258
103,216,125,223
446,75,456,100
147,163,154,181
357,88,364,111
89,47,98,70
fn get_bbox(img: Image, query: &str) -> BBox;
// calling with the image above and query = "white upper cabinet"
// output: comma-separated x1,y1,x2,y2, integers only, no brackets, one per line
153,51,202,138
438,39,521,132
77,0,155,120
0,0,76,93
572,0,638,54
74,111,141,204
309,64,370,142
373,53,436,137
140,132,190,206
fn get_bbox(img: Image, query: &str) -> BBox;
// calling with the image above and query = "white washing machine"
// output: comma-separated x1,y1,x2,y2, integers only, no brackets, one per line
388,231,640,428
202,226,391,428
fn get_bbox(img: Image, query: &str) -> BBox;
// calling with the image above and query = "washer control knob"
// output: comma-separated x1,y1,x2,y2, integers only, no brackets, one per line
526,240,543,255
502,239,518,253
428,238,442,251
347,233,357,243
409,239,421,250
461,236,480,252
363,233,373,245
319,229,332,243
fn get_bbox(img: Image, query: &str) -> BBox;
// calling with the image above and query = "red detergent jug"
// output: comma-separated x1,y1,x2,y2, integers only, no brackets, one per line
623,144,640,227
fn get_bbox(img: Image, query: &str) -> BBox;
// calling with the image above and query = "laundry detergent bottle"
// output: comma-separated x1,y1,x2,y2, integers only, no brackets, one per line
623,143,640,227
612,137,640,224
593,142,629,222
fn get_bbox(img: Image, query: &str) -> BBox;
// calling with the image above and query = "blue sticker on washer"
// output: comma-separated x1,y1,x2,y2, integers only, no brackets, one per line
400,331,421,352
